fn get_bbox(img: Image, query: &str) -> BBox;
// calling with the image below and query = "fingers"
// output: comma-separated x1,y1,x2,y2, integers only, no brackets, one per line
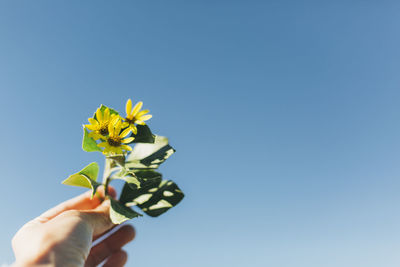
34,186,116,223
80,199,116,237
102,250,128,267
85,225,135,267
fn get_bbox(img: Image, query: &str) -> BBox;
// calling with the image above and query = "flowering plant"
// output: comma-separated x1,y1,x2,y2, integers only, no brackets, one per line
62,99,184,224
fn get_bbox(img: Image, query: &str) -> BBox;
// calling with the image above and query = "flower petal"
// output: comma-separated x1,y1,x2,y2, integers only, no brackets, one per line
109,146,122,155
110,114,119,124
104,108,110,121
108,121,114,136
89,132,102,140
130,125,138,134
85,124,98,131
126,99,132,117
98,142,107,147
88,118,99,125
120,128,131,138
136,109,149,117
121,145,132,151
96,108,103,121
122,137,134,143
139,114,152,121
114,120,122,135
131,101,143,117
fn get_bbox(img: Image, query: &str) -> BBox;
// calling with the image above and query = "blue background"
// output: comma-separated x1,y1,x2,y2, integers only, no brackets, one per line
1,1,400,266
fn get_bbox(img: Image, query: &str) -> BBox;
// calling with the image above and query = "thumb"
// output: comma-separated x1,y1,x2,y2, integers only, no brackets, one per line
80,199,115,237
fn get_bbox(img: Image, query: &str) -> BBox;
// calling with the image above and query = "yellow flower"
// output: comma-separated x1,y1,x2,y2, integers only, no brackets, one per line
98,117,134,155
123,99,152,134
85,107,118,140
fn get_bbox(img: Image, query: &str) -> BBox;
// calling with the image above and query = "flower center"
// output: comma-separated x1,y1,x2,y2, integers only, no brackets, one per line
100,127,109,136
126,117,135,124
108,137,121,147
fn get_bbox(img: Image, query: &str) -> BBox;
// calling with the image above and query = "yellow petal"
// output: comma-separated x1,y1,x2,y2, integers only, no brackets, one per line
104,108,110,121
120,128,131,138
131,101,143,117
126,99,132,116
130,125,138,134
122,137,134,143
89,132,102,140
88,118,99,125
85,124,97,131
139,114,152,121
114,120,122,135
96,108,103,121
102,147,111,155
98,142,107,147
121,145,132,151
108,123,114,136
135,120,145,125
110,114,119,125
136,110,149,117
108,117,119,136
110,146,122,154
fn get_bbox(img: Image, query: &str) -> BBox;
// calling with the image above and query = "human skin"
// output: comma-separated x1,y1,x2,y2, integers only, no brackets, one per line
11,188,135,267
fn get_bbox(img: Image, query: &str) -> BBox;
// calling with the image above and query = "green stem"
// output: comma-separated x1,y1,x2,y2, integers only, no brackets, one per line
103,158,113,198
104,176,111,197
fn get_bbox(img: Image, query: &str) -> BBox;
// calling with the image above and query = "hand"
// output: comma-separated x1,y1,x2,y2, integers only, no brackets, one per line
11,188,135,267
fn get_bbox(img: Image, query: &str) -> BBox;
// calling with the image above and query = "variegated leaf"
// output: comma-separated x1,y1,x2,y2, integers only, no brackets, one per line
109,198,142,224
120,179,184,217
125,136,175,169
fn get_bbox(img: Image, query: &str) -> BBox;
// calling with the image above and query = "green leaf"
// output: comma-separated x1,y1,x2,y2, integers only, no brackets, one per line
82,127,102,152
62,162,101,198
132,125,155,144
99,104,119,116
119,179,184,217
109,198,142,224
111,169,142,189
125,136,175,169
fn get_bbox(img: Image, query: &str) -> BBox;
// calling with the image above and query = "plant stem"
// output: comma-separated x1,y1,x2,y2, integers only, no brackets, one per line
104,176,111,197
103,158,113,197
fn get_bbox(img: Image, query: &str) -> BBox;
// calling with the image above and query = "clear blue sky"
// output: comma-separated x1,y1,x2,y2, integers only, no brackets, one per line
1,1,400,266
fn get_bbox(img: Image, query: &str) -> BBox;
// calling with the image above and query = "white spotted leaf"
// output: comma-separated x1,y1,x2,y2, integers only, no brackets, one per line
119,179,184,217
125,136,175,169
109,198,142,224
